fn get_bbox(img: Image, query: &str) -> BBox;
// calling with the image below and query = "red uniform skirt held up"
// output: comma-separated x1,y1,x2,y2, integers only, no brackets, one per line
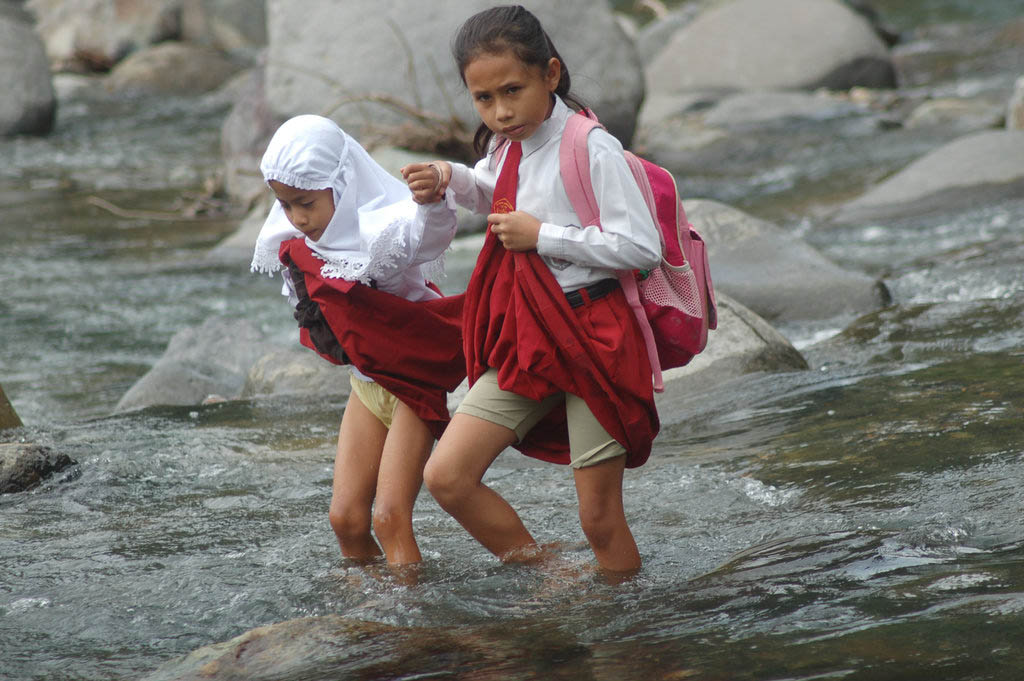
462,230,659,468
279,237,465,440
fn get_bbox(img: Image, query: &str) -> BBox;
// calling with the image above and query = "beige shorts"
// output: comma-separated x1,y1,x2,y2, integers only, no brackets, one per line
349,374,399,429
455,369,625,468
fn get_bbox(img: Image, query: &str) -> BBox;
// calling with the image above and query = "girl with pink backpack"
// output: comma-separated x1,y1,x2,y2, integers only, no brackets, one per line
401,5,662,577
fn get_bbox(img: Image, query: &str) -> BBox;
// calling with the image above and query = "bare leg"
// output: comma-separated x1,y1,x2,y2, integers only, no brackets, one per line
329,392,386,561
371,400,434,565
573,455,641,575
423,413,539,561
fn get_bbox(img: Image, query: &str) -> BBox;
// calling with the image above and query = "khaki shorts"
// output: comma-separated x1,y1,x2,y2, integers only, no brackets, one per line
455,369,626,468
349,374,399,429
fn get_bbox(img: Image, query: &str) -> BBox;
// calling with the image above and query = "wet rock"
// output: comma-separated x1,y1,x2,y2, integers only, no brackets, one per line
180,0,265,56
104,41,244,95
646,0,895,96
26,0,182,72
660,291,808,402
832,130,1024,224
905,97,1005,133
0,383,23,430
0,9,56,136
1008,76,1024,131
0,443,76,494
686,199,888,323
140,614,590,681
264,0,644,150
115,317,279,412
701,91,865,130
241,349,350,398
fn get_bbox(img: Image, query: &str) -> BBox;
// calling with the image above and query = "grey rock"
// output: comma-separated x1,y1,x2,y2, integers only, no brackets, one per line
26,0,182,71
659,292,808,404
264,0,644,150
832,130,1024,224
0,11,56,136
686,199,889,322
702,91,864,129
181,0,265,56
0,443,76,494
646,0,895,95
905,97,1005,133
104,41,244,95
242,349,350,398
115,317,279,412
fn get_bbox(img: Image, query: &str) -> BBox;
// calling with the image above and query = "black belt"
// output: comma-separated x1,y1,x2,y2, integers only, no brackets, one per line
565,278,619,308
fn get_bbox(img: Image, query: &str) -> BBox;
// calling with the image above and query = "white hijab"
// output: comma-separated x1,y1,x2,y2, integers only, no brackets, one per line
250,115,417,284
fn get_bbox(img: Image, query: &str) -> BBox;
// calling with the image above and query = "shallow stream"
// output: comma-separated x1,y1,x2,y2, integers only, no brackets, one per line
2,4,1023,679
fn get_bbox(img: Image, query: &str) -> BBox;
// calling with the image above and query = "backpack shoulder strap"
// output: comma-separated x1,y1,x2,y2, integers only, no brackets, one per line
559,110,603,229
558,110,666,392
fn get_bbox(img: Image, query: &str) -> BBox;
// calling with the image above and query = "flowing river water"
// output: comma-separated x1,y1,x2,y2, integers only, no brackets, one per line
2,3,1023,679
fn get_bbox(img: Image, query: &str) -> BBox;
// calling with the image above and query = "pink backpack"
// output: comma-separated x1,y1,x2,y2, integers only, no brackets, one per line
560,110,717,393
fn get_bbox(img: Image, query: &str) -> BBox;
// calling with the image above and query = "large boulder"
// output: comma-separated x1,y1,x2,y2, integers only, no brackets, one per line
264,0,644,150
104,41,244,95
26,0,182,71
0,443,76,494
686,199,889,323
180,0,265,55
115,317,280,412
832,130,1024,224
0,8,56,136
646,0,895,96
658,292,808,410
0,383,23,430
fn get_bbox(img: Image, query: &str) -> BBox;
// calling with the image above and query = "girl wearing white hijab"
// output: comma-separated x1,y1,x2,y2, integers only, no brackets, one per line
252,115,462,566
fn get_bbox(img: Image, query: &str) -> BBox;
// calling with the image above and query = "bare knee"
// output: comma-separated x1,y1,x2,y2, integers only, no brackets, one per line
329,501,371,543
578,504,622,550
371,503,413,544
423,457,470,511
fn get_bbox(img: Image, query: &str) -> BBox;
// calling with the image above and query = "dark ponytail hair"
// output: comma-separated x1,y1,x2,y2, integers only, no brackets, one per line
452,5,586,156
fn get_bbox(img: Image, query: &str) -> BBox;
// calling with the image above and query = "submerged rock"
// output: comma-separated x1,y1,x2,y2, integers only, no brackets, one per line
140,614,590,681
646,0,895,96
686,199,889,323
832,130,1024,224
0,443,76,494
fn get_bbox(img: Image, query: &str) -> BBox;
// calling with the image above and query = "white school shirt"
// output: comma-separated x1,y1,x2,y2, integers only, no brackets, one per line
446,96,661,292
280,197,458,380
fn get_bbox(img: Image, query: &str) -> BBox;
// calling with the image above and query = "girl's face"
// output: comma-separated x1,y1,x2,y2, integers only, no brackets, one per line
463,50,560,143
268,180,335,242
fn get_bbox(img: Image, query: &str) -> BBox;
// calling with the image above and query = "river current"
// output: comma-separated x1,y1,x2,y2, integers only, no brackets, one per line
2,2,1023,680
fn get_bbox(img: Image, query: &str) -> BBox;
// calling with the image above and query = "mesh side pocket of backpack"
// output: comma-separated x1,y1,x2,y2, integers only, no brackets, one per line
639,261,702,319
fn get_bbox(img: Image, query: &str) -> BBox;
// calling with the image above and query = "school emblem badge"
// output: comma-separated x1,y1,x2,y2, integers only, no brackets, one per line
493,198,514,214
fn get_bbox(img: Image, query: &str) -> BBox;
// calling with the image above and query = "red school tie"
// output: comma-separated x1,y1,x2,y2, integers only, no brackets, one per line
491,140,522,215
